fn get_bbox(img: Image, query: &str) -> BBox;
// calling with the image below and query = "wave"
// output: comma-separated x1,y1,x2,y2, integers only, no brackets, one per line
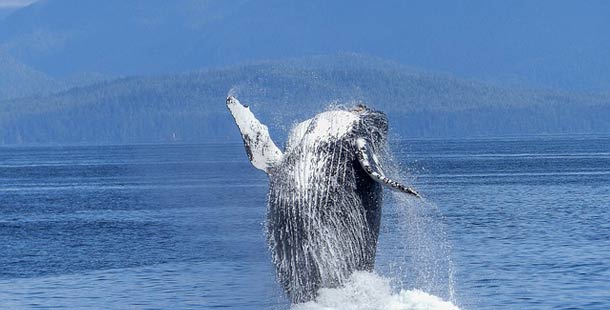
292,271,459,310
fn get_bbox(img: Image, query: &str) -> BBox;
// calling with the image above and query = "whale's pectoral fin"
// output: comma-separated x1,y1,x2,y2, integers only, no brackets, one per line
226,96,283,173
356,138,421,198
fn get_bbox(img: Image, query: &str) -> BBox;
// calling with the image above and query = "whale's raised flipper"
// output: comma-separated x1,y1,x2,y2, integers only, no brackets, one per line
356,138,421,198
226,96,283,173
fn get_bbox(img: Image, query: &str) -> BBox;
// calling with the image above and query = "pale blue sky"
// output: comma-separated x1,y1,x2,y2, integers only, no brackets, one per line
0,0,36,8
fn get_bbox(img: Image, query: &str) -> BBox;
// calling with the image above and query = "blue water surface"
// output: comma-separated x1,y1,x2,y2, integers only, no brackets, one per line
1,136,609,309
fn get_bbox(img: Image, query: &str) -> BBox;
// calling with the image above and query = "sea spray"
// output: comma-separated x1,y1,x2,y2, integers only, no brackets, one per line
291,271,460,310
266,106,458,305
227,92,458,305
388,194,457,300
292,187,461,309
375,140,457,302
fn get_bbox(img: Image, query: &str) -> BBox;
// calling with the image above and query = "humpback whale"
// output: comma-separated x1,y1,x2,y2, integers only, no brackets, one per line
226,96,420,303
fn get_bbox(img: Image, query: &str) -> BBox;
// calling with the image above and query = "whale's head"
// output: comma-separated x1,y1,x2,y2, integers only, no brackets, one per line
350,104,389,146
286,104,389,150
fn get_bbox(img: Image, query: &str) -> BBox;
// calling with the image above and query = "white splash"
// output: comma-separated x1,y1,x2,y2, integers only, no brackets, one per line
226,94,458,305
292,271,460,310
377,192,457,301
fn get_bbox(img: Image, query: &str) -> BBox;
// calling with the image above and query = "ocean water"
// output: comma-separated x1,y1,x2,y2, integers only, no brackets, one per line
1,136,609,309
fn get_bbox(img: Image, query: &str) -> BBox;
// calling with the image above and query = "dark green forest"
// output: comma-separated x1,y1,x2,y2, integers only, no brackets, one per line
1,55,609,145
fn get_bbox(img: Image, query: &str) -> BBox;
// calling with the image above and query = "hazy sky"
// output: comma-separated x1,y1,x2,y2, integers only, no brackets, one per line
1,0,609,91
0,0,36,8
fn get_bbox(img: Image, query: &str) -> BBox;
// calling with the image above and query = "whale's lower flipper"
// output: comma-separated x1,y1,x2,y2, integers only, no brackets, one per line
226,96,283,173
356,138,421,198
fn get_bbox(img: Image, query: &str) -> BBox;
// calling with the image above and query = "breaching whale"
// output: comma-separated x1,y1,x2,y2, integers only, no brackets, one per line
226,96,420,303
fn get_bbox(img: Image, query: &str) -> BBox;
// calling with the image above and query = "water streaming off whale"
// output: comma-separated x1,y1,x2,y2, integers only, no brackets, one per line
226,93,458,307
286,141,459,309
267,111,379,301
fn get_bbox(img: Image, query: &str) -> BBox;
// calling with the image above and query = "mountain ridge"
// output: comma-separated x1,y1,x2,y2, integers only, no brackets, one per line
1,0,610,92
1,55,608,145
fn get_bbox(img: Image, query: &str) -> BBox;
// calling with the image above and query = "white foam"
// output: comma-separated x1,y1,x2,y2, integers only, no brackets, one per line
292,272,460,310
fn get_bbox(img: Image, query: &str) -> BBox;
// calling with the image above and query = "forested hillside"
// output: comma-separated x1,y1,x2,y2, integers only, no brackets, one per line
1,55,608,145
